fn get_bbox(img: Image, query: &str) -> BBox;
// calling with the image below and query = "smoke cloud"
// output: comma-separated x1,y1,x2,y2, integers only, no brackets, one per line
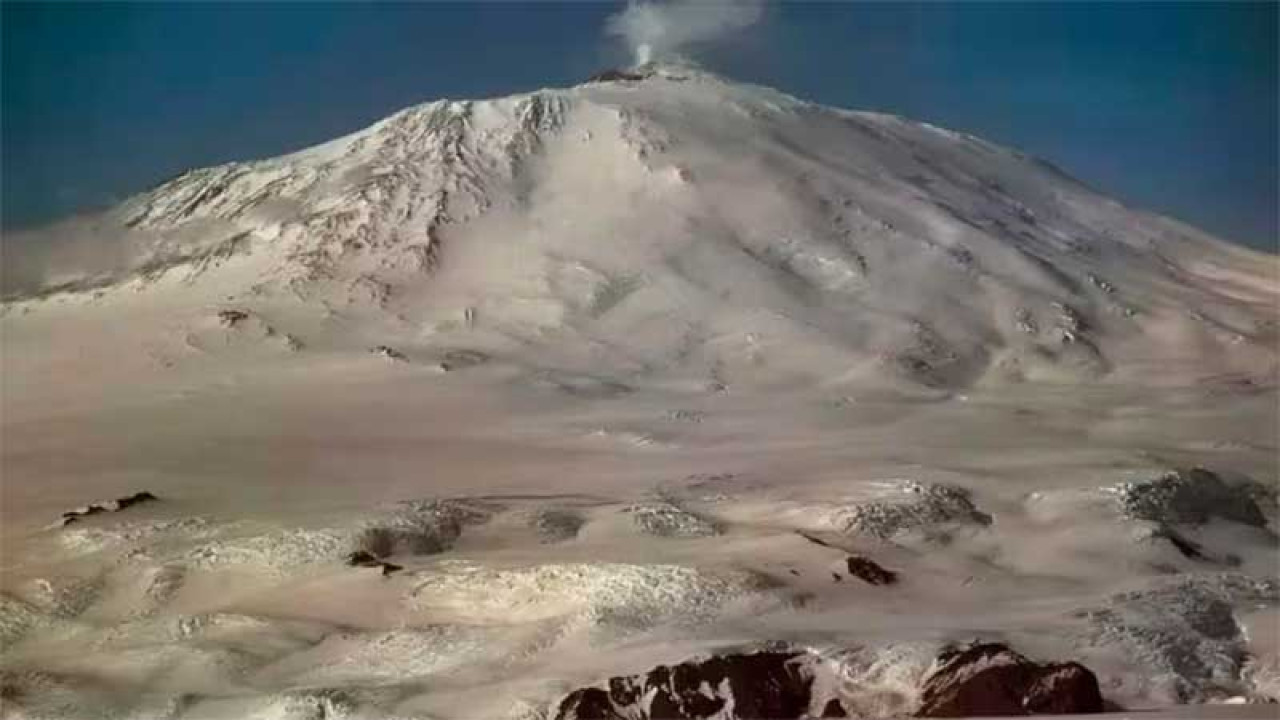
607,0,764,67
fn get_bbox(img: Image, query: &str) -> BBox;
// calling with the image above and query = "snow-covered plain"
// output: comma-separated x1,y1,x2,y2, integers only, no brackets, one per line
1,65,1277,718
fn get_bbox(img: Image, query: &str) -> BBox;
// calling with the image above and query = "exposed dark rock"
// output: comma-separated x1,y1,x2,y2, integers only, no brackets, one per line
370,345,408,361
555,651,814,720
55,491,159,527
354,499,493,557
531,509,586,542
1115,468,1266,527
557,688,624,720
345,550,404,576
114,491,158,510
845,555,898,585
1022,663,1105,714
916,643,1103,717
345,551,381,567
217,309,249,328
1156,527,1206,560
797,531,842,550
1148,526,1241,566
587,69,647,84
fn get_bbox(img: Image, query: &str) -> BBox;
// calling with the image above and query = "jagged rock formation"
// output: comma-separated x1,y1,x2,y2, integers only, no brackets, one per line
553,645,1106,720
554,651,820,720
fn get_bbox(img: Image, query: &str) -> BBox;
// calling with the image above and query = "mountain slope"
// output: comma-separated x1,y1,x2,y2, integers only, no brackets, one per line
1,66,1277,720
5,64,1275,394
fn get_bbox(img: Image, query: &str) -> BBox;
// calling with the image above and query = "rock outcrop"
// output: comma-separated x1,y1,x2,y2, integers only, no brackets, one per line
916,643,1103,717
554,644,1105,720
353,498,493,557
845,555,898,585
344,550,403,576
834,482,991,541
54,491,159,527
1113,468,1267,528
625,502,720,538
554,651,818,720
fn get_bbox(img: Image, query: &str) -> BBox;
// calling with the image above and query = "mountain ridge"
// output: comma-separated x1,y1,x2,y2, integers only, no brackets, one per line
4,67,1275,392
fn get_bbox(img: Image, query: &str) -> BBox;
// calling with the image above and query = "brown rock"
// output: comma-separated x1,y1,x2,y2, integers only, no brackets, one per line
1022,663,1103,714
555,651,814,720
917,643,1103,717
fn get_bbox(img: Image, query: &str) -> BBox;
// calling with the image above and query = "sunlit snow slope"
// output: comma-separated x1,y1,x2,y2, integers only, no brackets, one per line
1,65,1277,720
6,65,1275,392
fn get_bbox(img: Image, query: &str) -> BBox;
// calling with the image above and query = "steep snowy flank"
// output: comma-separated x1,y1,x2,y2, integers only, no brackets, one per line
4,64,1276,391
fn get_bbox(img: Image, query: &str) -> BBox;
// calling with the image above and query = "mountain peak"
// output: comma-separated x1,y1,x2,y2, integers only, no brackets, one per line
583,59,718,85
4,72,1274,391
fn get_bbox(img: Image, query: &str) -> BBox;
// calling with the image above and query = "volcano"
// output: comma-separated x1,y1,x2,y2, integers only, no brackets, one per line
1,66,1276,719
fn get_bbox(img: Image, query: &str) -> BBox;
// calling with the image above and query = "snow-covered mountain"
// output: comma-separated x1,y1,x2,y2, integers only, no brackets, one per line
2,66,1277,720
7,64,1275,391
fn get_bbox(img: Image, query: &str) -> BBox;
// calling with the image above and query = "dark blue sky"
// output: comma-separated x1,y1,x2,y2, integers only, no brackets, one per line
3,2,1276,250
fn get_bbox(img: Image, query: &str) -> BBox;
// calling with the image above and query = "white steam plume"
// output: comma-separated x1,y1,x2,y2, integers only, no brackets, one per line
607,0,764,67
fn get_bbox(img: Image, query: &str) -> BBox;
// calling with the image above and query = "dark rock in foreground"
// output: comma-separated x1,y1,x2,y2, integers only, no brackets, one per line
555,651,814,720
916,643,1103,717
554,643,1104,719
845,555,898,585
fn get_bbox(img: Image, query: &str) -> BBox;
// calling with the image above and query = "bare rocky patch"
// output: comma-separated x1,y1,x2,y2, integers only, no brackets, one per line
624,502,721,538
916,642,1103,717
831,481,991,542
1077,573,1279,703
529,508,587,543
352,498,496,558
